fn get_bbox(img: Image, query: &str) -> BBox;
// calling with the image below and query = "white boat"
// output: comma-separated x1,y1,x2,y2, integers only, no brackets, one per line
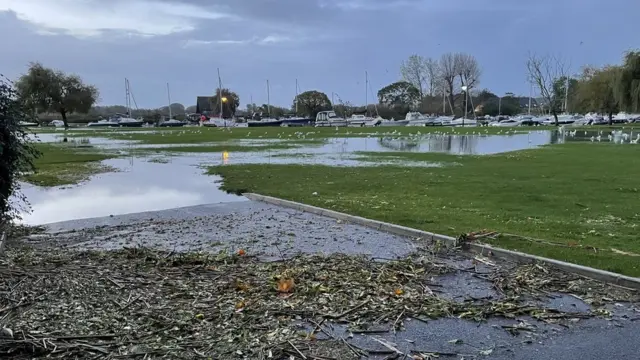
489,119,521,127
542,114,583,125
87,119,119,127
366,119,409,127
405,112,434,126
315,111,348,127
449,118,478,127
158,119,187,127
346,114,374,127
117,116,144,127
613,112,640,123
49,120,65,127
18,121,39,127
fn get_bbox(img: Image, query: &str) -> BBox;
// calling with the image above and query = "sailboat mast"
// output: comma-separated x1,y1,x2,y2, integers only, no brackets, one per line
166,83,172,119
125,78,131,118
295,78,298,114
564,76,569,113
267,80,271,117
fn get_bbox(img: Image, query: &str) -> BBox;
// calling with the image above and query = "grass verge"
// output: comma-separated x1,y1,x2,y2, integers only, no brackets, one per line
209,143,640,277
22,143,116,187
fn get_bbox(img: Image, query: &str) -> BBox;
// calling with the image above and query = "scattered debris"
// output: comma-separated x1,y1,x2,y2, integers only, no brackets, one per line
0,243,637,359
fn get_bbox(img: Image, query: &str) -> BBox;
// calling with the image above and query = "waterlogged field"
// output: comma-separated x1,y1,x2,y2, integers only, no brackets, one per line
210,143,640,277
22,125,640,276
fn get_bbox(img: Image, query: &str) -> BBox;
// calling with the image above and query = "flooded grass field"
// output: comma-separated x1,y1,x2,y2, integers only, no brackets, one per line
17,126,640,276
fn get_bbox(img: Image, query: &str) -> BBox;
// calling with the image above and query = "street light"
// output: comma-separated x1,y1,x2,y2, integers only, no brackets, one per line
461,85,468,126
221,97,228,103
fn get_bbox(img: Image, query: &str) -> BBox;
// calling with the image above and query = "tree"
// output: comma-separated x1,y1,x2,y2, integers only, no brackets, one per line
551,76,579,114
210,88,240,118
614,50,640,112
16,62,98,129
0,76,39,222
438,53,459,115
400,55,439,98
377,81,420,109
526,53,568,125
293,91,331,118
456,53,481,91
577,66,620,123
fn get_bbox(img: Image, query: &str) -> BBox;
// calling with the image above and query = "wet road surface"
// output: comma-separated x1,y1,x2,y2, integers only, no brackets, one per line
18,200,640,359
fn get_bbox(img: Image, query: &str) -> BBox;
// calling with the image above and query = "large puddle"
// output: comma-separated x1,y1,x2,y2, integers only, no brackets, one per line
20,157,245,225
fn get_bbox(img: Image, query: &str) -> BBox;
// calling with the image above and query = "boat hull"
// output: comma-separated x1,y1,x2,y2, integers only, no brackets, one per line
119,121,144,127
281,118,313,127
158,122,186,127
247,120,283,127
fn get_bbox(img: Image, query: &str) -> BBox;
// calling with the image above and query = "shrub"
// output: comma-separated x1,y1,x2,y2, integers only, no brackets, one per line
0,76,39,223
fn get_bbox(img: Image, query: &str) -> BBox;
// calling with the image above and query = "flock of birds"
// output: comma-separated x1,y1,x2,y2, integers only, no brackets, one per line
84,126,640,146
560,128,640,144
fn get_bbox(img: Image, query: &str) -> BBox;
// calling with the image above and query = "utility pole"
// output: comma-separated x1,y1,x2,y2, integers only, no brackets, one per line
528,83,532,115
365,71,368,116
166,83,172,120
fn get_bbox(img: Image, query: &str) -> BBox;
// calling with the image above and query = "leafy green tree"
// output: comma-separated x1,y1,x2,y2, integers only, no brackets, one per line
16,62,98,129
0,76,39,222
377,81,420,109
577,66,620,123
293,91,332,118
614,50,640,112
210,88,240,118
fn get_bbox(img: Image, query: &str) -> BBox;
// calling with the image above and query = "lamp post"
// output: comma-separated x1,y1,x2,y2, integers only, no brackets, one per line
461,85,468,126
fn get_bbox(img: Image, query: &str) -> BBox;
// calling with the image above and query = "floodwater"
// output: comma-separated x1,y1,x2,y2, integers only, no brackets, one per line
23,128,626,224
20,157,246,225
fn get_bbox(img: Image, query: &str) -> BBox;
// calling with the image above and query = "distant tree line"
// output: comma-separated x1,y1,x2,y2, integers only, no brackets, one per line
526,50,640,124
12,50,640,124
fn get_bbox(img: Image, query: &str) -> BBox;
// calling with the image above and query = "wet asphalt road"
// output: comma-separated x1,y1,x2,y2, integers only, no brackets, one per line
22,200,640,359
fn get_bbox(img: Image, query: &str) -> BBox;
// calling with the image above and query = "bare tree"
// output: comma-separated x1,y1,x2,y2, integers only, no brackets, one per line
526,53,568,125
401,55,431,99
437,53,459,115
455,53,481,118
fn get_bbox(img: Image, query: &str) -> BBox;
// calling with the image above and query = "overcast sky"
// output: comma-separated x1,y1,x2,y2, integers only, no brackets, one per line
1,0,638,109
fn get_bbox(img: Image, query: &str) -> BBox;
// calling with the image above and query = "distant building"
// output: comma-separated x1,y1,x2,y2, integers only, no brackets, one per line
196,96,215,114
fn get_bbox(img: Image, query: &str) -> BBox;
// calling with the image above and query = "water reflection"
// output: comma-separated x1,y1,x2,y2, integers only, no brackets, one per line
20,158,246,225
314,131,555,155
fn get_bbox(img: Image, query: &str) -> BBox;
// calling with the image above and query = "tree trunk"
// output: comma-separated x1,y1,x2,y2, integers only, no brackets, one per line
608,112,613,125
60,108,69,129
552,111,559,126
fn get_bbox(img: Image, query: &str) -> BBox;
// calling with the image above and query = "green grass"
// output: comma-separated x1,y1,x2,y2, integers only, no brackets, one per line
22,144,117,187
46,126,555,145
209,143,640,277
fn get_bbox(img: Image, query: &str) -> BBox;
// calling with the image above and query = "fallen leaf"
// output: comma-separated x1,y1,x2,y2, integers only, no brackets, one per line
237,249,246,256
235,281,250,292
394,288,404,296
277,278,295,293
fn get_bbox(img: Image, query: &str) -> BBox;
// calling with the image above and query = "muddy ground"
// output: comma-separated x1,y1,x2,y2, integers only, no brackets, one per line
2,201,639,359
